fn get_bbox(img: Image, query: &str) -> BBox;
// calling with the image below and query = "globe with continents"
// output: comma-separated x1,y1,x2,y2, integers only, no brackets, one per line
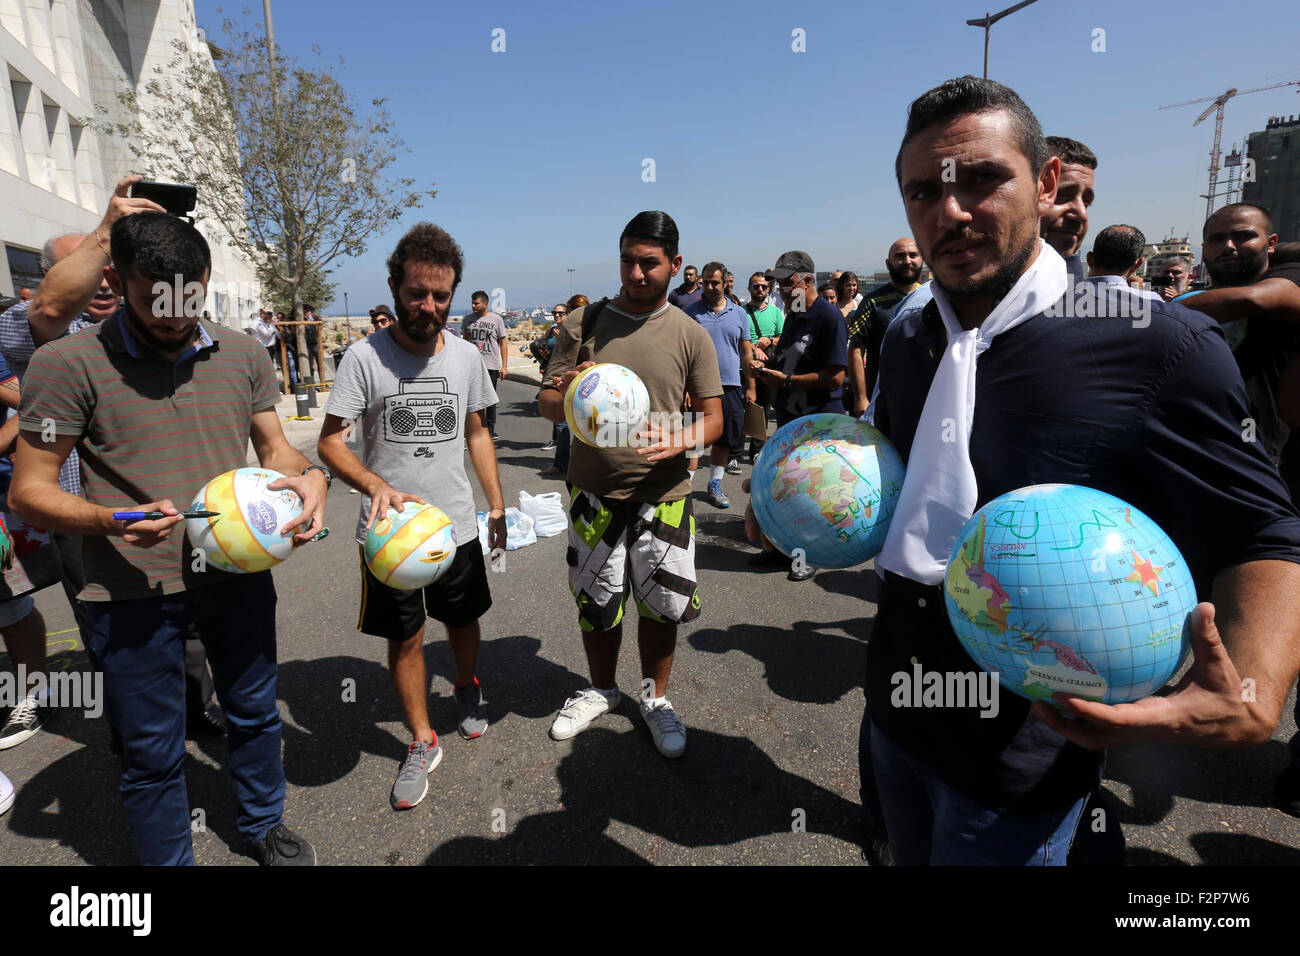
750,414,905,569
943,484,1195,706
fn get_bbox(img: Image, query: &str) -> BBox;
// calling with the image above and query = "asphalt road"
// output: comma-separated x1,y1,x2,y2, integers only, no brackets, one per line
1,377,1297,865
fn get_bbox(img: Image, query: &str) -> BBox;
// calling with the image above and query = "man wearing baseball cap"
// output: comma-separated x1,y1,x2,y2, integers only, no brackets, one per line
747,250,848,582
753,251,848,425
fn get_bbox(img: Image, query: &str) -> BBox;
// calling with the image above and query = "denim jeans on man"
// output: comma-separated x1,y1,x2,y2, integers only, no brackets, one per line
85,572,283,865
869,720,1087,865
554,421,571,473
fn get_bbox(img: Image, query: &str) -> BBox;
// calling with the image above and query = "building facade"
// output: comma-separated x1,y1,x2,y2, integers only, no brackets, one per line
1243,114,1300,244
0,0,259,322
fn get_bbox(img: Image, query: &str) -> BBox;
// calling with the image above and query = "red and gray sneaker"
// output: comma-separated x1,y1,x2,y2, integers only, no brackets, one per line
390,738,443,810
454,678,489,740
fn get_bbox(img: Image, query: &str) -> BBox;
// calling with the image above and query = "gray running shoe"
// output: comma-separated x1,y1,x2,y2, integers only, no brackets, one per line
390,739,443,810
0,694,45,750
454,680,489,739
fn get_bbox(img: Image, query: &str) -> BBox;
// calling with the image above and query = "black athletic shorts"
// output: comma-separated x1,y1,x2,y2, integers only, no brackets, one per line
356,542,492,641
719,384,746,454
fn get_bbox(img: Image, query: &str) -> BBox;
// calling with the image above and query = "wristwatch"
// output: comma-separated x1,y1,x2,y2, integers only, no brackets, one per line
301,464,333,490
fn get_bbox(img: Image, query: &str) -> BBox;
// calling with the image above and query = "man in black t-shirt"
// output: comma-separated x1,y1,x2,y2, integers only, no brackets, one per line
1175,204,1300,464
1173,206,1300,818
847,238,924,414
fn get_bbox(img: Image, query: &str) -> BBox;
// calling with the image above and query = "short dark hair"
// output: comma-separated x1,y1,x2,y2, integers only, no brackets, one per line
1204,202,1274,238
471,290,488,303
303,303,316,312
109,212,211,283
386,222,464,290
1090,224,1146,273
699,260,727,281
1045,135,1098,170
818,282,836,296
895,76,1048,186
619,211,680,260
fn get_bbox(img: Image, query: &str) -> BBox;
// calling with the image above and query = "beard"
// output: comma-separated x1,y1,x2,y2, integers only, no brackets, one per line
1205,245,1269,287
932,229,1036,310
393,297,446,343
887,260,923,286
124,298,197,352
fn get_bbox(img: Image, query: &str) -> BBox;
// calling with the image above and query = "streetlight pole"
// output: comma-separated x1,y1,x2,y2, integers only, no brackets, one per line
966,0,1040,79
344,291,351,344
568,267,575,296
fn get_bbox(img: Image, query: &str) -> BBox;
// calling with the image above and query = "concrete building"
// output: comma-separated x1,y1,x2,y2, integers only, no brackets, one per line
1243,114,1300,243
0,0,259,322
1141,234,1196,280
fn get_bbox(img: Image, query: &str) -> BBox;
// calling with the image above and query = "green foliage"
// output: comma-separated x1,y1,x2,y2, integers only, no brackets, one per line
93,18,434,361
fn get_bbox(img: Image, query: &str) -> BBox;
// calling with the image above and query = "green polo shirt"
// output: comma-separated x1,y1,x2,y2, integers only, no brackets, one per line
745,301,784,340
18,312,281,601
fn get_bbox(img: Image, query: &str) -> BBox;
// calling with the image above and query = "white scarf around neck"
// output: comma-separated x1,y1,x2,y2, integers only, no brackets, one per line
876,240,1068,584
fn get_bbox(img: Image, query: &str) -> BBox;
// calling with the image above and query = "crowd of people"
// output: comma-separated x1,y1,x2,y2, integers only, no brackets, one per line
1,74,1299,868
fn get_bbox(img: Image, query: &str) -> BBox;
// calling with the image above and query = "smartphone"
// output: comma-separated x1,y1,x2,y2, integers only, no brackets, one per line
129,180,197,217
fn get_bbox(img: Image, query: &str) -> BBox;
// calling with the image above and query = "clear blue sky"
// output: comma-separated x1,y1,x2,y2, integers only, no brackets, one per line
198,0,1300,315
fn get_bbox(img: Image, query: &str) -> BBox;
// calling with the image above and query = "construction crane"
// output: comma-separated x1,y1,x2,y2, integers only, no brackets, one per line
1159,80,1300,222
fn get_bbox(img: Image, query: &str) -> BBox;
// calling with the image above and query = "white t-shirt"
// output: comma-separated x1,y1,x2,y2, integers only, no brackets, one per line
326,329,496,547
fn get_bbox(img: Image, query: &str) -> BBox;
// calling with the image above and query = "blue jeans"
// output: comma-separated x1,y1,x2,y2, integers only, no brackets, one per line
85,573,284,865
554,421,571,473
870,720,1086,865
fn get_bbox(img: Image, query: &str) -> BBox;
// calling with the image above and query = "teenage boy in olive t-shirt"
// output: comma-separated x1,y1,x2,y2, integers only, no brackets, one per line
539,211,722,759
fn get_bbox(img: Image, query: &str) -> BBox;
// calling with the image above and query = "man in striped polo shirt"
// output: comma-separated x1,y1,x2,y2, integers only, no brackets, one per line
10,210,328,866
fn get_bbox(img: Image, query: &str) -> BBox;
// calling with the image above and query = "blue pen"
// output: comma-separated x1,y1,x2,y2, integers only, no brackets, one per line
113,510,220,521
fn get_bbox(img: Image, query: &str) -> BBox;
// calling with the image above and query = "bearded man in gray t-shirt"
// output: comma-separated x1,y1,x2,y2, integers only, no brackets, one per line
319,223,507,812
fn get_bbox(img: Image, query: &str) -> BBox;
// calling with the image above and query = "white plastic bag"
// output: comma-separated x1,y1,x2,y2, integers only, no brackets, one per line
518,490,568,537
478,508,537,552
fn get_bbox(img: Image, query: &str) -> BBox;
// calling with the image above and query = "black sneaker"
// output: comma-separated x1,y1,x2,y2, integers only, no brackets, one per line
251,824,317,866
861,833,893,867
188,702,226,737
1276,764,1300,818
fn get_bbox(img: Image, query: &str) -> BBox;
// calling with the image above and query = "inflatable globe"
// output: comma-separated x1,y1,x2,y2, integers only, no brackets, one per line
943,484,1194,706
364,503,457,591
750,414,905,569
187,468,304,573
564,363,650,448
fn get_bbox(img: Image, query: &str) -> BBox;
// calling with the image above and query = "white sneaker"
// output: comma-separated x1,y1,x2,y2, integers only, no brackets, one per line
640,697,686,758
0,770,13,815
550,688,619,741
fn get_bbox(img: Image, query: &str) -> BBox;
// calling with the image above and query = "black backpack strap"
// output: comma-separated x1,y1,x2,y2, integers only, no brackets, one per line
578,297,609,362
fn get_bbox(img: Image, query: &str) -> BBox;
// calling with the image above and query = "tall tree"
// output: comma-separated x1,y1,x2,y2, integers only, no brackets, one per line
96,19,434,379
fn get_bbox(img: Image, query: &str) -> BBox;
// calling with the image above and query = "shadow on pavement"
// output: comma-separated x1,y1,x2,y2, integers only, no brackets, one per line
6,742,242,865
275,638,587,787
422,723,861,864
688,617,869,705
1104,739,1295,823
